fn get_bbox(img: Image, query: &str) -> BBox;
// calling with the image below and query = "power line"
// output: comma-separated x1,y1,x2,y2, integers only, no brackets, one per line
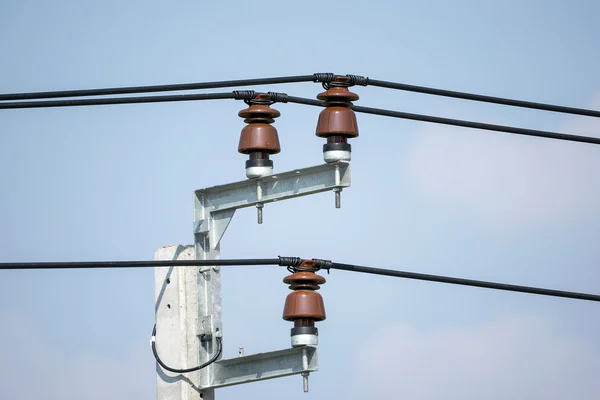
364,77,600,118
0,92,238,109
2,90,598,145
284,95,600,146
0,74,329,101
3,72,598,119
4,257,598,304
0,258,281,270
308,259,600,303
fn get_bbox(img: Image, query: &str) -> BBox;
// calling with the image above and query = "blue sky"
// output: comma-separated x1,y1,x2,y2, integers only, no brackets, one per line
1,1,600,399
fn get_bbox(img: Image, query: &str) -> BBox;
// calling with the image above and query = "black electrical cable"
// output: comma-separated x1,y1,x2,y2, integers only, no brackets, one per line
2,90,599,146
3,256,599,303
366,78,600,118
0,92,238,109
0,258,282,270
0,74,325,101
3,90,599,145
152,324,222,374
284,96,600,146
310,260,600,303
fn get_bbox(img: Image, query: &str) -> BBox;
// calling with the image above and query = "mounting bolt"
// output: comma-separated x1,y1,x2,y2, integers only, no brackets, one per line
302,372,309,392
333,188,342,209
256,203,264,224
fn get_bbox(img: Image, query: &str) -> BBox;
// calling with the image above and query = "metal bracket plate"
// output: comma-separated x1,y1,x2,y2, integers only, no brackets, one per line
205,346,318,389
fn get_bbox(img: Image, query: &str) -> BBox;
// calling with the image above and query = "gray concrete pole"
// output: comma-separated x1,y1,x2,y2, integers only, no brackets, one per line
154,244,220,400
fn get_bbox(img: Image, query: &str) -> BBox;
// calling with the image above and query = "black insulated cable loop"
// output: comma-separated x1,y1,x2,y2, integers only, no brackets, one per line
235,91,288,105
313,73,336,90
278,257,331,274
152,324,222,374
246,94,272,106
293,262,321,273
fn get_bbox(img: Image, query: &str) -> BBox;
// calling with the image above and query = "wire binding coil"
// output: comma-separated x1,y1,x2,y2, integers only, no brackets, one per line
346,74,369,86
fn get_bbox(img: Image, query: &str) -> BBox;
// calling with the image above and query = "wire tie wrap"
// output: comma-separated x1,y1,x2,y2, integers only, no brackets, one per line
232,90,257,103
312,258,332,274
346,74,369,86
268,92,289,103
278,256,303,271
313,73,335,84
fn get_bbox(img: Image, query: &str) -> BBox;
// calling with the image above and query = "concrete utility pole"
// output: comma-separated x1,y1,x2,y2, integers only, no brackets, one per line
153,78,359,400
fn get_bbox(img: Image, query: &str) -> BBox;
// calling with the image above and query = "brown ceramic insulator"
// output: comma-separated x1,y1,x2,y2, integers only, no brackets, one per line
282,291,326,321
282,261,326,322
238,94,281,154
315,76,359,139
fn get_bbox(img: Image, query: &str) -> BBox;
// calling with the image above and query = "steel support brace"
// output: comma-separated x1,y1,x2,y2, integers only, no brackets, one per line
193,162,350,250
206,346,317,389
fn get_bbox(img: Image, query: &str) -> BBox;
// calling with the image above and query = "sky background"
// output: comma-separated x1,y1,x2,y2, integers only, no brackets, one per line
1,1,600,399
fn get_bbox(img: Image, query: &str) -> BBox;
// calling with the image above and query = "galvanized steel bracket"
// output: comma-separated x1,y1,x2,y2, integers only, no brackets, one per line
193,162,350,251
204,346,318,389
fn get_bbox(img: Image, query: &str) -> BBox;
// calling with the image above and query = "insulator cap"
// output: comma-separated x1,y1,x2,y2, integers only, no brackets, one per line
238,94,281,154
282,262,326,322
315,76,359,138
283,291,326,321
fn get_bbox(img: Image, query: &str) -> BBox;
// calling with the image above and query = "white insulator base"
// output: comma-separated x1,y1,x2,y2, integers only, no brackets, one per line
246,166,273,179
324,150,351,163
291,333,318,347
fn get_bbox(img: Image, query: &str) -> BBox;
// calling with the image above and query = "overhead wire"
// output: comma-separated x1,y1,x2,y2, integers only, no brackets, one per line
364,77,600,118
0,258,281,270
282,95,600,145
1,90,598,145
1,257,598,303
2,72,599,118
305,259,600,303
0,74,326,101
0,92,238,109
